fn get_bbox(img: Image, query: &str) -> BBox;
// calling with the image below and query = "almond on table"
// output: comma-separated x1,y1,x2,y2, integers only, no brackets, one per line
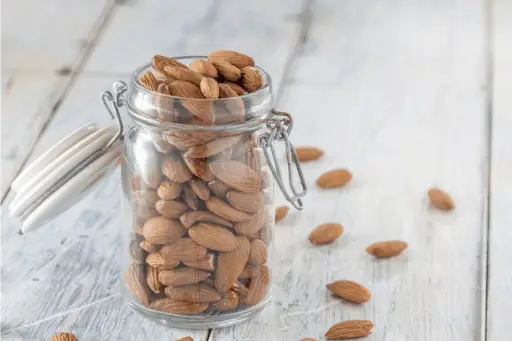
326,280,371,303
275,206,289,222
316,169,352,189
325,320,374,340
428,187,455,211
294,147,324,162
366,240,408,258
308,223,343,245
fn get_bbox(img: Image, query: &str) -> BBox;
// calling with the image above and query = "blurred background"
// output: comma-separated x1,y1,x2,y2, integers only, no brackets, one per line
1,1,511,340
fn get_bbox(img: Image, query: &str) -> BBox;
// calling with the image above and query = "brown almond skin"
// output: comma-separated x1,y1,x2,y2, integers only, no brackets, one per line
157,180,183,200
239,264,261,279
139,71,158,91
161,156,193,183
226,191,264,213
145,253,180,270
51,333,79,341
208,50,255,69
248,239,268,266
326,280,371,303
165,283,221,303
190,58,218,78
209,59,242,81
428,187,455,211
124,264,150,306
182,253,216,271
185,135,242,159
208,180,230,198
149,298,208,315
224,82,247,95
205,197,251,222
240,66,263,92
245,265,270,306
175,337,194,341
188,223,239,252
235,209,266,236
210,160,261,193
200,77,219,99
316,169,352,189
212,290,239,311
366,240,408,258
183,156,207,178
299,339,318,341
180,210,232,228
158,268,210,286
189,179,210,201
275,206,289,222
159,238,207,262
142,216,187,245
146,266,162,294
295,147,324,162
155,200,189,219
325,320,374,340
308,223,343,245
215,236,251,292
140,240,160,253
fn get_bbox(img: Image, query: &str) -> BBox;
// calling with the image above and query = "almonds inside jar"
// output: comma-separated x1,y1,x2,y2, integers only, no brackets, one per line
123,51,273,316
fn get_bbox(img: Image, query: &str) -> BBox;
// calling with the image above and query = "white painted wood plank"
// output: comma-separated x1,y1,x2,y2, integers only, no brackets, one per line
1,296,207,341
2,0,112,70
487,0,512,340
210,0,487,340
0,76,207,340
84,0,305,90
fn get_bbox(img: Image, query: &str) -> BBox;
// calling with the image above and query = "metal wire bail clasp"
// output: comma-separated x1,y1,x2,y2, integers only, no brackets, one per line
258,110,307,210
100,81,127,150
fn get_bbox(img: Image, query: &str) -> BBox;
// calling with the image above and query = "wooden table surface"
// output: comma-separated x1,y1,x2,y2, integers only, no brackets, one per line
2,0,511,340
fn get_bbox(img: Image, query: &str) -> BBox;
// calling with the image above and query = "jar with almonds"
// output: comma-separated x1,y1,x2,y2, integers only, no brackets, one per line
9,51,306,329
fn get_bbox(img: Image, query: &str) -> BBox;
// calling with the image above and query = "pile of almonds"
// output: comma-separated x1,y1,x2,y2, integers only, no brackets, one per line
124,51,272,315
137,51,264,125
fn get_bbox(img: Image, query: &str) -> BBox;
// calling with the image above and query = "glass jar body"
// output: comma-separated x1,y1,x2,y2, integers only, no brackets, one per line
120,120,275,328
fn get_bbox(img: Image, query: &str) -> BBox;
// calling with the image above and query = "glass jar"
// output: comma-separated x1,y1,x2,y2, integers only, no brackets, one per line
10,56,306,329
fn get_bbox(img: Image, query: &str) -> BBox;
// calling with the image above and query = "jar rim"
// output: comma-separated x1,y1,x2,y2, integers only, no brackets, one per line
130,56,273,101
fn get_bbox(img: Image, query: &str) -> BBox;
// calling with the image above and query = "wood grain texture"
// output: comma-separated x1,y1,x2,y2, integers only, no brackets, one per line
0,0,114,201
83,0,305,89
487,0,512,340
210,0,488,340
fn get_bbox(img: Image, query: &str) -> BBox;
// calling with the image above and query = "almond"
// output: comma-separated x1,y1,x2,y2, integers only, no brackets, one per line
136,205,159,221
161,155,193,183
51,333,78,341
234,209,266,236
189,179,210,201
299,338,318,341
167,81,213,123
146,266,163,294
149,298,208,315
308,223,343,245
182,99,214,124
231,280,249,298
157,180,183,200
211,146,233,162
180,210,232,229
428,187,454,211
275,206,289,222
226,191,264,213
130,238,146,264
155,200,189,219
155,83,175,122
208,50,255,69
209,59,241,81
185,135,242,158
189,223,239,251
316,169,352,189
182,253,216,271
140,240,160,253
240,67,263,92
215,236,250,292
212,290,238,311
218,82,238,98
366,240,408,258
142,216,187,245
326,280,371,303
295,147,324,162
224,82,247,95
163,66,203,85
168,80,204,98
165,130,222,150
200,77,219,99
245,265,270,306
210,160,261,193
175,337,194,341
239,264,261,279
199,166,215,182
152,55,188,74
248,239,268,266
160,238,207,262
205,197,251,222
259,224,272,245
146,252,180,270
124,264,150,306
208,180,230,198
182,184,201,211
190,59,218,78
183,156,208,178
139,71,158,91
325,320,374,340
165,283,221,303
159,268,210,286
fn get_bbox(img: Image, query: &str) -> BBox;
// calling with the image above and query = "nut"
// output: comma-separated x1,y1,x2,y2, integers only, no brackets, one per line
366,240,408,258
316,169,352,189
325,320,374,340
308,223,343,245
